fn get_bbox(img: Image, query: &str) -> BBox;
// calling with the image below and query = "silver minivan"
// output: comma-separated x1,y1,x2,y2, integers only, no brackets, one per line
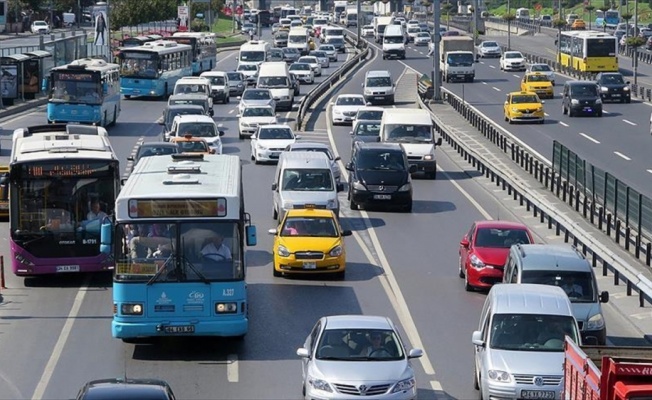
502,244,609,345
271,152,344,221
472,283,581,400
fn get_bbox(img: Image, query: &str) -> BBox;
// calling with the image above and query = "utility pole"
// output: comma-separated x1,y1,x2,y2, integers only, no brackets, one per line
433,0,442,101
356,0,361,47
106,0,111,62
472,0,479,59
507,0,511,50
634,0,638,84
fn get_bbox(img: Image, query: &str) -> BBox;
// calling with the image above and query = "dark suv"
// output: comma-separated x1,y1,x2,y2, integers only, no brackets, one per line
595,72,631,103
562,80,602,117
76,378,176,399
346,142,416,212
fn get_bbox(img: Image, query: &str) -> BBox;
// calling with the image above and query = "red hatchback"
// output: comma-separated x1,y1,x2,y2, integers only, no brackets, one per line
458,221,534,291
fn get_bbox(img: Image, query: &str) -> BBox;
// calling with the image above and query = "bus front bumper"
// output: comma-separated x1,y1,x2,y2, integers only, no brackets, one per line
112,318,248,339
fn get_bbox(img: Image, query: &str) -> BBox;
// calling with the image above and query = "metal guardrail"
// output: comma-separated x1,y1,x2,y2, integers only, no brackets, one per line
426,89,652,308
295,36,369,131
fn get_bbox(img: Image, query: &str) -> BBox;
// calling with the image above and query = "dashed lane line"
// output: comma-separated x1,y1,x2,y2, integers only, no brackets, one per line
559,121,569,127
614,151,631,161
492,87,501,92
623,119,637,126
579,132,600,144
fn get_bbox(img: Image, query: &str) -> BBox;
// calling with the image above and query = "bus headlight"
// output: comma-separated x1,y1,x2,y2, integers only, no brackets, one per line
15,253,34,266
121,303,144,315
215,302,238,313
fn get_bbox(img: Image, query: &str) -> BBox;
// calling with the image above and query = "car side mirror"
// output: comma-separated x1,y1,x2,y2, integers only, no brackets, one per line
271,183,278,190
267,228,278,235
460,238,470,248
334,156,341,161
345,162,354,171
336,183,344,192
297,348,310,358
210,149,216,154
127,156,134,162
600,291,609,303
349,131,354,136
541,100,545,104
408,165,417,174
626,81,631,85
251,135,256,139
237,96,242,100
366,102,372,106
436,137,442,146
295,134,302,139
156,117,164,125
341,230,352,237
504,101,508,105
218,130,225,136
236,114,241,118
408,348,423,359
472,331,484,347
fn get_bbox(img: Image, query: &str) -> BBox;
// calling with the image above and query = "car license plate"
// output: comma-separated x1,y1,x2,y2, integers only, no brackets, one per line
374,194,392,200
375,96,384,100
164,325,195,334
612,94,620,97
303,261,316,269
521,390,555,399
270,152,280,159
56,265,80,272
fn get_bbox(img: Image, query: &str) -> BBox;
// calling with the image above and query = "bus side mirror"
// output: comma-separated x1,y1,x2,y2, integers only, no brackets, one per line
246,225,257,246
99,221,113,254
41,77,49,92
103,82,108,94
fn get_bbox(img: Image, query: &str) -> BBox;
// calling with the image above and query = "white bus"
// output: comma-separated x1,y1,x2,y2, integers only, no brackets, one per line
9,124,120,276
237,40,270,66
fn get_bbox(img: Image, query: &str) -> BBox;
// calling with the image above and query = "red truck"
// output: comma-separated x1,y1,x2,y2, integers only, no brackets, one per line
564,337,652,400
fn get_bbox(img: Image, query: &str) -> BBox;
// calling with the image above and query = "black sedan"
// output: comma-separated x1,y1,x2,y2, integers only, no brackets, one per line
595,72,631,103
76,378,176,400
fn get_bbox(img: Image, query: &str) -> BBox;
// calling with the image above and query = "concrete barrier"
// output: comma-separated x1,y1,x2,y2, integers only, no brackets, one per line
484,21,531,35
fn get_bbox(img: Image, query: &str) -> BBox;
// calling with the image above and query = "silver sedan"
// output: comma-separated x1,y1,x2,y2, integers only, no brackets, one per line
309,50,330,68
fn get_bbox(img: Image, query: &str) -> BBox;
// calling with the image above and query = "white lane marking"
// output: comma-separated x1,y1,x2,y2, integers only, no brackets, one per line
419,52,424,55
227,354,239,382
492,87,501,92
326,99,436,376
442,169,493,219
228,109,234,114
602,110,609,114
482,81,487,85
479,61,485,64
623,119,636,126
512,74,520,78
579,132,600,144
544,113,549,116
559,121,569,127
215,51,236,65
647,169,652,174
489,65,496,69
614,151,631,161
32,277,90,400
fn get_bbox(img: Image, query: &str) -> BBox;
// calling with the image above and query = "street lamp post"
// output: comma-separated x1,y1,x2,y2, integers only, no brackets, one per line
433,0,442,101
634,0,639,84
507,0,511,51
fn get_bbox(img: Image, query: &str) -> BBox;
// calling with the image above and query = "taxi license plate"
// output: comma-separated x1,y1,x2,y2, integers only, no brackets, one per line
56,265,80,272
303,262,316,269
521,390,555,399
164,325,195,334
375,96,384,100
270,152,280,159
374,194,391,200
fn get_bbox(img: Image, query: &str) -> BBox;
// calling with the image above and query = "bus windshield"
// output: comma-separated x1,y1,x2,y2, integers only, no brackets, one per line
587,38,616,57
50,71,102,104
120,52,159,78
239,51,266,62
10,160,118,258
114,221,242,282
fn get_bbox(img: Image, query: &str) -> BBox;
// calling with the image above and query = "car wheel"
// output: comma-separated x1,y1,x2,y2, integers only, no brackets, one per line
562,104,567,115
458,256,465,278
251,153,255,161
473,365,480,390
273,206,278,220
272,262,282,277
596,110,602,117
349,196,358,210
402,202,412,213
464,269,474,292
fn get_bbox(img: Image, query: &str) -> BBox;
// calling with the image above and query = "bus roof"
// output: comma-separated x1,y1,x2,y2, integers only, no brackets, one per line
240,41,269,51
10,124,116,164
115,154,242,221
560,30,616,39
52,57,119,73
121,40,192,54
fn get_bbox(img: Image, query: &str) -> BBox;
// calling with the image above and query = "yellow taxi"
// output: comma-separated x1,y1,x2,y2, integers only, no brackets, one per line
504,91,545,124
170,134,215,155
268,207,351,279
0,165,9,218
570,19,586,30
520,72,554,99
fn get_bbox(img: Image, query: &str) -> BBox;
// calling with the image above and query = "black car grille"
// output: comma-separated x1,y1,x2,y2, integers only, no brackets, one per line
366,185,398,192
294,251,324,260
334,383,391,396
407,156,422,161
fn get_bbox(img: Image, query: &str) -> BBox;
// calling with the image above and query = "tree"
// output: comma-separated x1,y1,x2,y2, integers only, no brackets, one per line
626,36,646,48
111,0,178,29
584,4,594,29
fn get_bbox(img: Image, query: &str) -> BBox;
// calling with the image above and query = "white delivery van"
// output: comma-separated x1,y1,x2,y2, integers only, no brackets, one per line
257,62,294,111
173,76,213,109
288,27,310,55
272,152,344,221
237,40,270,66
382,24,406,60
380,109,442,179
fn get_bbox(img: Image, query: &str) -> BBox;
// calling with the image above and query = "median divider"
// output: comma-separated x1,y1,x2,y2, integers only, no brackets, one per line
417,88,652,309
295,36,370,131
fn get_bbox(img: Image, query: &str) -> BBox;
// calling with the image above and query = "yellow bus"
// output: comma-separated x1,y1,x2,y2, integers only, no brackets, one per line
0,165,8,218
557,30,618,72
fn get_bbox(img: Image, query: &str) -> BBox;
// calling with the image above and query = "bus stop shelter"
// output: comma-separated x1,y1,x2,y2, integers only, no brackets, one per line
24,50,53,99
0,54,31,105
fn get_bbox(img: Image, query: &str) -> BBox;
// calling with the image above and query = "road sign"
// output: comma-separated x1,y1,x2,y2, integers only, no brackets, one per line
236,5,243,15
535,3,543,11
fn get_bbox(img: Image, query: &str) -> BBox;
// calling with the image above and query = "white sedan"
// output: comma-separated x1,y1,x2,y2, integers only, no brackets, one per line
527,63,556,85
362,25,374,36
414,32,431,46
297,56,322,76
500,51,527,72
330,94,367,125
289,63,315,84
31,20,50,34
238,105,278,139
309,51,330,68
250,125,301,163
318,44,338,61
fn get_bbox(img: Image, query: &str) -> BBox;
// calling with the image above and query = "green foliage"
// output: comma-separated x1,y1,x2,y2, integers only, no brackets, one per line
111,0,178,29
190,19,208,32
626,36,646,47
552,18,567,28
621,12,633,20
584,5,595,11
502,11,516,21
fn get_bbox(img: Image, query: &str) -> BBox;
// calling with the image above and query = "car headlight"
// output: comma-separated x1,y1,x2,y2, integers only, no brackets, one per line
398,183,411,192
308,377,333,392
215,302,238,313
277,245,290,257
595,98,602,104
121,303,144,315
326,199,337,209
469,254,486,269
511,108,520,112
333,109,342,115
329,245,343,257
424,154,434,161
487,370,512,383
571,99,580,105
352,181,366,190
391,377,416,393
241,122,250,127
600,87,609,92
624,86,630,91
586,313,605,330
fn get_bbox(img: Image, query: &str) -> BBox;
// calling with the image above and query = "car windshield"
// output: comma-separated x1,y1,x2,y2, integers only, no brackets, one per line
489,314,579,352
238,65,258,71
355,123,381,136
505,52,523,59
520,271,596,302
178,122,217,137
259,76,289,87
601,74,625,84
511,95,539,104
169,99,206,109
417,33,430,37
384,36,403,44
243,107,274,117
281,168,334,191
244,90,270,100
280,216,338,237
570,85,598,96
384,124,432,142
259,127,292,139
315,328,404,360
312,51,326,57
357,150,406,171
227,72,242,81
283,47,299,54
290,63,310,71
336,96,364,106
205,76,225,85
358,110,383,120
290,147,333,160
367,77,392,87
329,38,344,44
530,64,551,72
527,75,550,82
474,228,531,248
299,57,317,63
276,32,289,39
166,108,203,124
176,140,208,153
174,84,208,95
483,41,498,47
136,145,177,162
319,45,334,51
408,27,420,33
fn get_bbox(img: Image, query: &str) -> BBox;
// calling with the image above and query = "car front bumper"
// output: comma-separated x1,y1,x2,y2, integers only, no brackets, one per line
351,189,412,208
274,254,345,275
253,147,284,161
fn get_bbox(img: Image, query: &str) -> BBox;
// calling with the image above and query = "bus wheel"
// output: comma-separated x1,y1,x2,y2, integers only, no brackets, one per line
124,95,131,99
110,107,117,126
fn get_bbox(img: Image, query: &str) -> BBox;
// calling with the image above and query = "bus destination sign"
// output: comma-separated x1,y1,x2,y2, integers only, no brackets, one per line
129,199,226,218
54,72,95,81
25,162,109,177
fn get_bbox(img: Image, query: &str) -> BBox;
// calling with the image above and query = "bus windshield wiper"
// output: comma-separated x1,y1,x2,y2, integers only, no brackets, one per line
146,255,175,285
180,255,210,284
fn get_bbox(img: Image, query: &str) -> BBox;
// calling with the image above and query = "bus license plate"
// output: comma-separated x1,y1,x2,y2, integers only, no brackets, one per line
303,262,316,269
374,194,391,200
521,390,555,399
56,265,80,272
164,325,195,334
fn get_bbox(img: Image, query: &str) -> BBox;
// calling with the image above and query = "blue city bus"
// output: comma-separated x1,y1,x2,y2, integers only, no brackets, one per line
170,32,217,75
595,9,620,29
119,34,163,48
118,40,192,99
101,154,257,342
44,58,121,126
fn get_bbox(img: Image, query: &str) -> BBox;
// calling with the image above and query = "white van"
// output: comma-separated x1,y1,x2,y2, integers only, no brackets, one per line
272,152,344,221
200,71,230,104
257,62,294,111
515,7,530,20
382,24,406,60
238,40,270,66
173,76,213,109
472,284,580,400
288,27,310,55
380,109,442,179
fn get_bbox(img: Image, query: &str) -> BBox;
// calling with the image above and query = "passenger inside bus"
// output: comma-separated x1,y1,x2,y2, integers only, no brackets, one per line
129,223,174,259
